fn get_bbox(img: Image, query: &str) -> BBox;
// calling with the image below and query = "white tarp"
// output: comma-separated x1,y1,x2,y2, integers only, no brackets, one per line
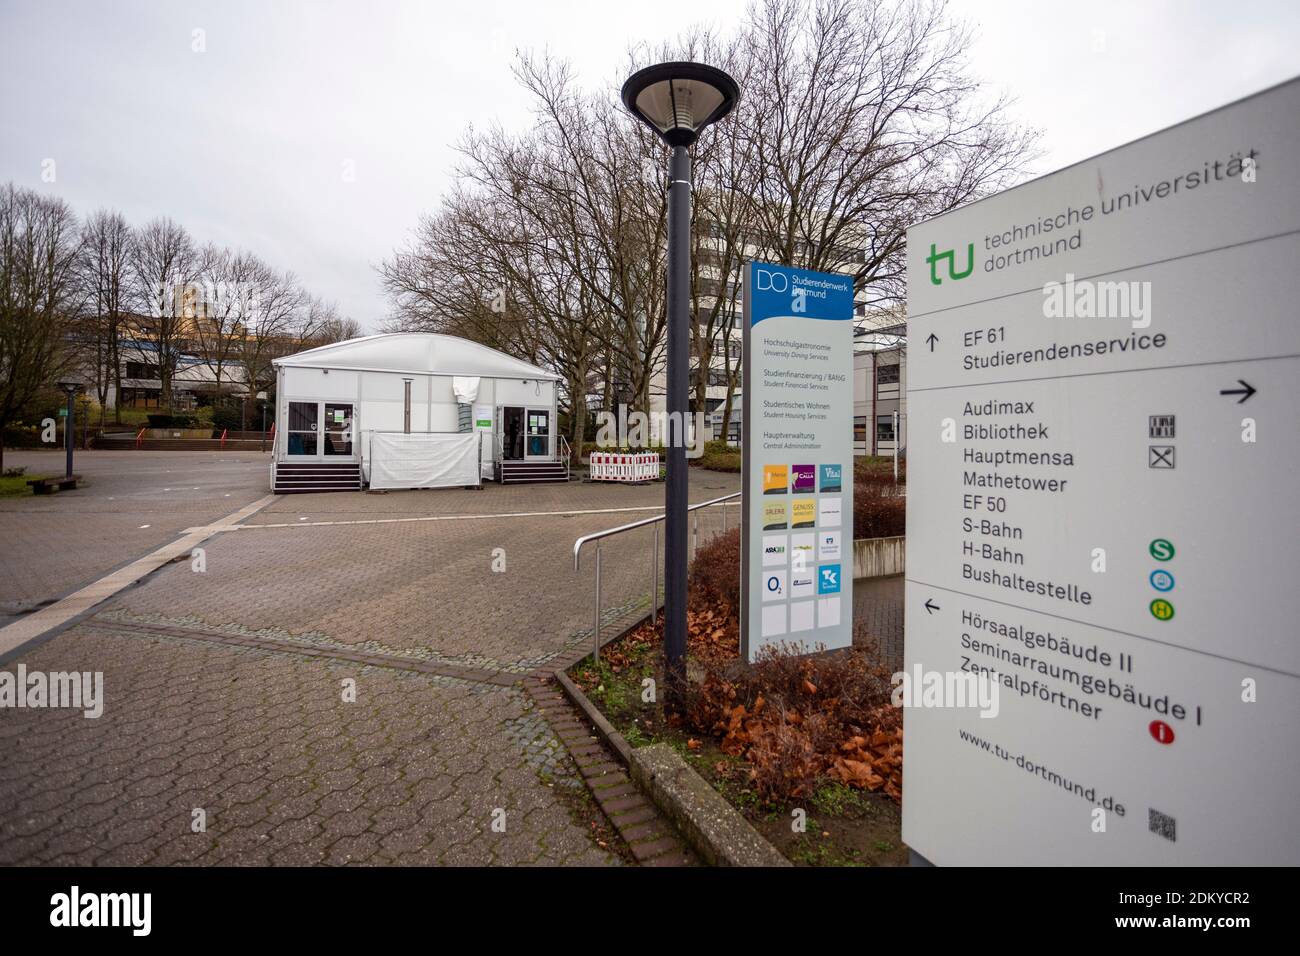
452,377,481,403
369,431,481,490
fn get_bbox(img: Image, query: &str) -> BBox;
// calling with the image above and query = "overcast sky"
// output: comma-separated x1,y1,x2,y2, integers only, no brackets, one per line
2,0,1298,330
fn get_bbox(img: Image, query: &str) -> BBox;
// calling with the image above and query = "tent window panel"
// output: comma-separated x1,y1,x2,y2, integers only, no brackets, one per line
289,402,318,430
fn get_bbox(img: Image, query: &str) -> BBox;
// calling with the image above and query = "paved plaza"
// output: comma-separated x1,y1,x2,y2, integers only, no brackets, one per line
0,450,746,865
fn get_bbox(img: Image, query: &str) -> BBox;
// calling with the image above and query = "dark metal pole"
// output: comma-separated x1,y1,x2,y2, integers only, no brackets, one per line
261,402,267,453
64,389,75,479
664,144,691,704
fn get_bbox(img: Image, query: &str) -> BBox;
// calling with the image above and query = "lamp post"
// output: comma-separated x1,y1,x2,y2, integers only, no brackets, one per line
621,61,739,705
56,381,82,479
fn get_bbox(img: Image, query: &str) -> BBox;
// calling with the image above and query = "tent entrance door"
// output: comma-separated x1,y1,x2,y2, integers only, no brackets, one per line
525,408,551,459
501,406,526,460
286,400,355,460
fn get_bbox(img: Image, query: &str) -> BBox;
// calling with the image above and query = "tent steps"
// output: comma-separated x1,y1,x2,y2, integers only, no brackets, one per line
496,460,569,484
273,461,362,493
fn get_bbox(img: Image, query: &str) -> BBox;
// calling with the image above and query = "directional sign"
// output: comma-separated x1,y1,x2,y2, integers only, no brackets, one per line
740,262,855,662
903,79,1300,866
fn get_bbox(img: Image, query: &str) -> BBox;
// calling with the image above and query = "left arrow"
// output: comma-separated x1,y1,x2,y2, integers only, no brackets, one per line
924,598,939,614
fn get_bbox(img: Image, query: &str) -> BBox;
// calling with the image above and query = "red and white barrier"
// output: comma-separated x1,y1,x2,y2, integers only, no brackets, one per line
588,451,661,482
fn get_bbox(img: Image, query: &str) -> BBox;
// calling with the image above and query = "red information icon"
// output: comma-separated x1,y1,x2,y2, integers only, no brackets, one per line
1149,720,1176,745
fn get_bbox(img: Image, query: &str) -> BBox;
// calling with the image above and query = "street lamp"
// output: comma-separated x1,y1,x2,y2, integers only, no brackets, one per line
622,61,739,704
55,380,83,480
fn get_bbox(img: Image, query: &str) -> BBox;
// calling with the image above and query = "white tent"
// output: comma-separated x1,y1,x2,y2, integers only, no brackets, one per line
271,333,566,490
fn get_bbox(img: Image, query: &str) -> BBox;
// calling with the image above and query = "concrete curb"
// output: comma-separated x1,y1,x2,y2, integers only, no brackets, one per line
628,743,790,867
556,648,790,867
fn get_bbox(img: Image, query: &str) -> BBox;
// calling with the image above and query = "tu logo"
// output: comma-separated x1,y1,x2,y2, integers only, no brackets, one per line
927,242,974,285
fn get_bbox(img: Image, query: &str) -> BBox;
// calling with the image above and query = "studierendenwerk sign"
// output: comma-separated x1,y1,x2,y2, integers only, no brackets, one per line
904,78,1300,865
740,262,855,662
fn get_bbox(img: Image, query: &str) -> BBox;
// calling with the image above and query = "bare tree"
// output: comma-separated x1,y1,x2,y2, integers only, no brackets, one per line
237,261,308,428
129,217,197,411
303,300,362,346
380,0,1038,453
77,209,133,426
192,244,259,406
0,184,84,471
738,0,1036,298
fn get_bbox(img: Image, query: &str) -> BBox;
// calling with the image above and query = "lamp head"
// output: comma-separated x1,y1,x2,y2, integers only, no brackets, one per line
621,61,739,148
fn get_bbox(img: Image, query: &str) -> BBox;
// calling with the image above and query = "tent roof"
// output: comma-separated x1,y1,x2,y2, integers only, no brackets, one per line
273,333,559,381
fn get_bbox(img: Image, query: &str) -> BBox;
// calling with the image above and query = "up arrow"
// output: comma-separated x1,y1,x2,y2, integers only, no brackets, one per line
1219,380,1256,404
926,333,939,352
924,598,940,614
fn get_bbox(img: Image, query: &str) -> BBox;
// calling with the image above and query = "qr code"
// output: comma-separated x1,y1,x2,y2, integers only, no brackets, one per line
1149,808,1176,842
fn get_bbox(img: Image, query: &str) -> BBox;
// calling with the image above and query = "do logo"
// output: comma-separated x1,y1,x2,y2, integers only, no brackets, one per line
755,269,788,292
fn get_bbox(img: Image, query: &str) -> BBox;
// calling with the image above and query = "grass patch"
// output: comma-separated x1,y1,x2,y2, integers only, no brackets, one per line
0,473,50,497
568,619,907,867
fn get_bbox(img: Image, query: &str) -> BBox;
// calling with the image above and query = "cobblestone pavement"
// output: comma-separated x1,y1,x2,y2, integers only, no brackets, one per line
0,450,271,627
853,574,905,672
0,623,611,865
0,460,740,865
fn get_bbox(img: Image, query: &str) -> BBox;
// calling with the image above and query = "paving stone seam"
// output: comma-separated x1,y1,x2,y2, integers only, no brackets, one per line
87,616,521,688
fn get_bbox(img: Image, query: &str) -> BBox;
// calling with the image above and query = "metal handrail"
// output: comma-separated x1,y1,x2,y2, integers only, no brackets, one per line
573,490,740,661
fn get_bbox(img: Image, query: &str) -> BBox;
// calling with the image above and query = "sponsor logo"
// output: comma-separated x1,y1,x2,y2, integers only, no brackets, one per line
819,497,842,528
819,531,841,562
763,569,786,601
818,564,842,595
819,463,842,493
762,534,788,567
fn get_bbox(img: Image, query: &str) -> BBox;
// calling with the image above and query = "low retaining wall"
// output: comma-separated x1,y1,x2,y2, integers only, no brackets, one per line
93,436,270,451
147,427,211,439
627,743,790,867
853,535,905,578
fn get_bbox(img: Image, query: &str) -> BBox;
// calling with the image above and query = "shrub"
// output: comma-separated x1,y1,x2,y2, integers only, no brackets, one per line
688,527,741,618
146,413,202,429
210,402,244,432
852,460,906,538
852,488,905,539
683,642,901,801
854,455,905,485
693,439,741,472
1,424,45,449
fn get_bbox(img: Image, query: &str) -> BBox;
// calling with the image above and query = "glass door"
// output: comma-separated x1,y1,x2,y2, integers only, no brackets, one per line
323,403,353,456
286,401,355,458
525,408,551,458
287,401,319,456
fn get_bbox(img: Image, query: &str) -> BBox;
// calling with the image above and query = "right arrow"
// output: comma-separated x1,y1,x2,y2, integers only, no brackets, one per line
924,598,939,614
1219,380,1256,404
926,333,939,352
